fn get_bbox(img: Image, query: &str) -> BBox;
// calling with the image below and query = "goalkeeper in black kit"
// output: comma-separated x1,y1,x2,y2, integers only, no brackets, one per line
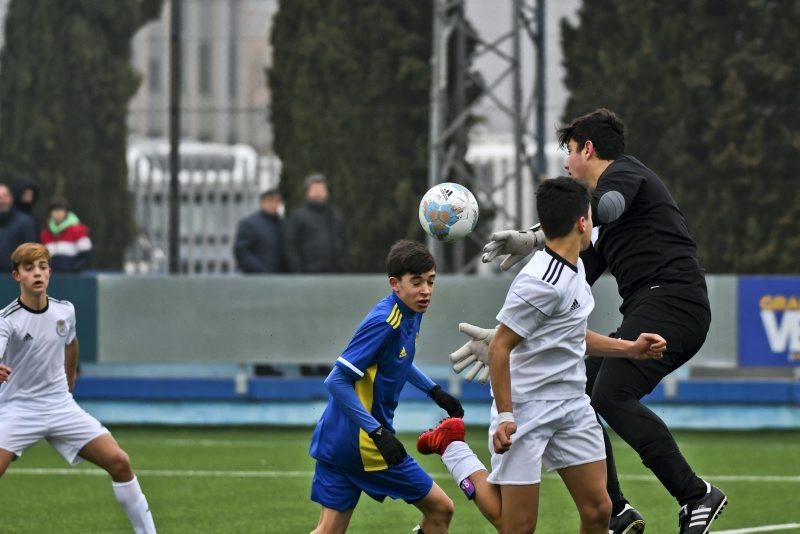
453,108,727,534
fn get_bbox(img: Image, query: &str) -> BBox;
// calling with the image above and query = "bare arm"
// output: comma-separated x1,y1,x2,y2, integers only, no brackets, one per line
488,324,524,454
586,329,666,360
488,324,523,413
65,338,79,392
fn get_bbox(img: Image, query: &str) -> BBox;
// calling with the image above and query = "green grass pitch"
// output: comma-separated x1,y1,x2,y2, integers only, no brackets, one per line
0,427,798,533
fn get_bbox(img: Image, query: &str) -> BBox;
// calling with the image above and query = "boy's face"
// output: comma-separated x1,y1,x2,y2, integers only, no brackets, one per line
13,259,51,295
50,208,67,224
564,139,594,185
389,269,436,313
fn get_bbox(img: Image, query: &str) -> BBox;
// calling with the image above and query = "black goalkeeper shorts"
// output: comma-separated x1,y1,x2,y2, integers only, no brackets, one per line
594,281,711,394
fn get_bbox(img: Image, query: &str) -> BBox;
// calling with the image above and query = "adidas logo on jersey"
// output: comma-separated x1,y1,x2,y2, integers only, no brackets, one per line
569,299,580,311
23,333,33,342
398,347,407,359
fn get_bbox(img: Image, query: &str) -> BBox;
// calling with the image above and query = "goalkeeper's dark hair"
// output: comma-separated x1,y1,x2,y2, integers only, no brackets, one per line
557,108,625,160
536,178,591,239
386,240,435,278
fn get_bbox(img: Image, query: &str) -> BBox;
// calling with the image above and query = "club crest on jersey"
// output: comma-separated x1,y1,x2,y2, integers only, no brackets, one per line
56,320,68,337
398,347,407,359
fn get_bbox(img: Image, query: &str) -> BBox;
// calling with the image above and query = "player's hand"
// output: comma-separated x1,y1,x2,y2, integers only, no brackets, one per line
629,333,667,360
369,426,407,466
492,421,517,454
428,385,464,418
450,323,496,384
0,364,11,383
481,224,546,271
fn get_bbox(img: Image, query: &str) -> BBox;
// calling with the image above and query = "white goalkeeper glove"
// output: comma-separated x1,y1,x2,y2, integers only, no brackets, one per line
481,224,546,271
449,323,496,384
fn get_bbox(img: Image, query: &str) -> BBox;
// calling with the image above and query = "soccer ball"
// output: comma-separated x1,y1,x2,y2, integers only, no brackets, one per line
418,182,479,242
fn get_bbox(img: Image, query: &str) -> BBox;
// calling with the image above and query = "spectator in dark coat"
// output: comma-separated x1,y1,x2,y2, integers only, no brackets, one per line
284,174,348,273
40,197,93,273
0,183,37,272
10,178,40,220
234,189,286,273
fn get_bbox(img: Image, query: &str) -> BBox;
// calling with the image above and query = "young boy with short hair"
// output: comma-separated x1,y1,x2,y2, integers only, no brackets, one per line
309,239,463,534
0,243,156,533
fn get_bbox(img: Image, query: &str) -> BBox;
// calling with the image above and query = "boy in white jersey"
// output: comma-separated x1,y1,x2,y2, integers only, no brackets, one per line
417,178,666,533
0,243,156,534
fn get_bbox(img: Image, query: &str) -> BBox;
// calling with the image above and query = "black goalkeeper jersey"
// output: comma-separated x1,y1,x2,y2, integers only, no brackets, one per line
579,155,706,304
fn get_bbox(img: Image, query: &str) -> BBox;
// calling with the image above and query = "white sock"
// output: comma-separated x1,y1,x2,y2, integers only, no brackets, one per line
112,476,157,534
441,441,486,484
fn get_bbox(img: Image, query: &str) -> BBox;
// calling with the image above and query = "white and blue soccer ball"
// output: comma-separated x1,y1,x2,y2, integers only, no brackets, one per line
418,182,479,242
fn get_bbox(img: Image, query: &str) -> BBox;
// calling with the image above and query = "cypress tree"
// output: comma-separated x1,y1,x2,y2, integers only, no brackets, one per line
269,1,434,272
0,0,163,269
561,0,800,273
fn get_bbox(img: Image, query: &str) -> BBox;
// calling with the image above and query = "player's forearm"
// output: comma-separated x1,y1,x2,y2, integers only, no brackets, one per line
65,339,79,392
585,329,636,358
407,363,436,393
488,341,513,413
325,367,382,433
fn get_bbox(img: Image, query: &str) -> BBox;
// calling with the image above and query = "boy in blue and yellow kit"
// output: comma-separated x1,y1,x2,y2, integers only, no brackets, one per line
309,239,463,534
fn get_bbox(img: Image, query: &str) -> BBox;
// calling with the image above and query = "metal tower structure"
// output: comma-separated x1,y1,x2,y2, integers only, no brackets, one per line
428,0,546,272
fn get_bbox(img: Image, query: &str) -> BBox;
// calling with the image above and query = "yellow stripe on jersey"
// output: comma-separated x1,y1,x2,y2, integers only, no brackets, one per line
355,364,387,471
386,304,402,330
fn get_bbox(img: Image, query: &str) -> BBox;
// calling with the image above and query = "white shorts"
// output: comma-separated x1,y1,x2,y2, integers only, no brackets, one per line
486,395,605,485
0,398,109,465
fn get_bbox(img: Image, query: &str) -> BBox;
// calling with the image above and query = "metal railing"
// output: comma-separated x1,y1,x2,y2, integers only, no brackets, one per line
126,138,281,274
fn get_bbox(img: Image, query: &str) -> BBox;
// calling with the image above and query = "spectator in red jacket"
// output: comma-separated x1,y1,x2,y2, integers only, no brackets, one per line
40,198,92,273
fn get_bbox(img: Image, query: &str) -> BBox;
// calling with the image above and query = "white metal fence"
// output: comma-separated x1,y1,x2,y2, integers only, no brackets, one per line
126,139,281,274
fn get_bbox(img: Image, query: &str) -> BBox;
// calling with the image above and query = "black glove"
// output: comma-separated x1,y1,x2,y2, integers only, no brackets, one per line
368,426,407,466
429,385,464,418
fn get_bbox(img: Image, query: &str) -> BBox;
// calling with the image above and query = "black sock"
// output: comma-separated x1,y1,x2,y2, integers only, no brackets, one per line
602,426,629,516
611,498,629,517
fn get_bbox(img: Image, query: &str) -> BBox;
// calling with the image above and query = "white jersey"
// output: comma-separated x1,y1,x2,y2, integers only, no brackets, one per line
496,247,594,401
0,297,76,405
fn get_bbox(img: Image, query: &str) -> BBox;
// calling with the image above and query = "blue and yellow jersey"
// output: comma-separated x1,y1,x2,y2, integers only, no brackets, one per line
309,293,421,471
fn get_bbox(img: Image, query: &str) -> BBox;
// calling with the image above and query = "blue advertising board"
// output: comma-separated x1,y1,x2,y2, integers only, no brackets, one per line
738,277,800,366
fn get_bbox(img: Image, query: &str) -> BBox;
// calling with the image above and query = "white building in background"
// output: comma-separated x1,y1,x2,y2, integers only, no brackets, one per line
128,0,278,154
126,0,579,156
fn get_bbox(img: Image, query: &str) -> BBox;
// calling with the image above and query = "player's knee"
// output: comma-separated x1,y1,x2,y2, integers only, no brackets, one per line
578,494,612,528
425,495,454,525
501,514,536,533
107,449,133,480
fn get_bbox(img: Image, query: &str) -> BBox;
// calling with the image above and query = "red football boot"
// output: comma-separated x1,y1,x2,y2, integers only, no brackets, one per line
416,417,465,455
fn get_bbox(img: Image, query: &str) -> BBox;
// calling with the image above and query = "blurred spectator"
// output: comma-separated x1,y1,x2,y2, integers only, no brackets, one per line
10,178,40,230
284,174,348,273
233,188,286,273
0,183,37,272
40,197,92,273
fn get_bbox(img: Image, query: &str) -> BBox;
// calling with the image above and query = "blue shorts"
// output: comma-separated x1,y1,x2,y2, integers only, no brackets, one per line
310,456,434,512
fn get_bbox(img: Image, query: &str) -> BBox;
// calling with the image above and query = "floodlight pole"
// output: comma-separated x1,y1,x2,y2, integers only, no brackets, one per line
512,0,524,229
427,0,450,270
428,0,548,272
534,0,546,186
168,0,182,274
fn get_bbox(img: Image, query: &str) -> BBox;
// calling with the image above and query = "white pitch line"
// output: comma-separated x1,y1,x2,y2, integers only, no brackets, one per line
619,474,800,483
7,468,316,478
6,468,800,483
716,524,800,534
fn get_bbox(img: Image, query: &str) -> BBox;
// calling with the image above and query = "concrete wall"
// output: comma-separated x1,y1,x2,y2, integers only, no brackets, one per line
97,274,738,366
